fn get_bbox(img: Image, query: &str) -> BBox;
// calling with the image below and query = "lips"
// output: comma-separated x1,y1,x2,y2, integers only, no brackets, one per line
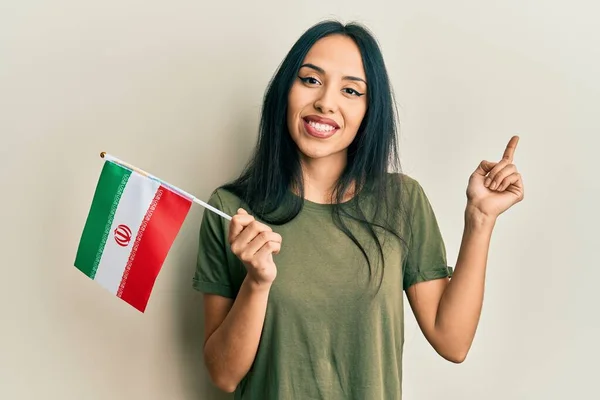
301,115,340,139
303,115,340,129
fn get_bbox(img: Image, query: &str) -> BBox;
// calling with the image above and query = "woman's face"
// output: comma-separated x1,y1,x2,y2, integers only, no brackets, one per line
287,34,368,164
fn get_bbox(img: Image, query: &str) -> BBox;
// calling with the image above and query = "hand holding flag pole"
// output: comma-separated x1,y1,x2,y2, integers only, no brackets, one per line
100,152,232,221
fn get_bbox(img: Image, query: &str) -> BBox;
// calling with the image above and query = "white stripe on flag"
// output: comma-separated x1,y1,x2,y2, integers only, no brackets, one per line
94,171,161,294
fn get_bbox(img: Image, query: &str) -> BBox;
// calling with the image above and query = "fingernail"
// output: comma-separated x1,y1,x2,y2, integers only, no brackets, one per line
491,182,497,190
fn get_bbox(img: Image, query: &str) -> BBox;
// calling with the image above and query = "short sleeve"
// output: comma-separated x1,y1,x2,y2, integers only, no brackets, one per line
402,181,453,291
192,190,236,298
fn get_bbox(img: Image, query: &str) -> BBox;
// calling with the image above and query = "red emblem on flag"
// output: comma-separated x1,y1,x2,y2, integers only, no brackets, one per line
114,224,132,247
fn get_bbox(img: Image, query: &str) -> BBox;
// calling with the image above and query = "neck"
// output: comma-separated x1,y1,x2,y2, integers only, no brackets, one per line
298,153,353,204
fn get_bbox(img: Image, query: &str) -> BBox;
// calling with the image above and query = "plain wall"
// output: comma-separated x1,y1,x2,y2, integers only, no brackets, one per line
1,0,598,399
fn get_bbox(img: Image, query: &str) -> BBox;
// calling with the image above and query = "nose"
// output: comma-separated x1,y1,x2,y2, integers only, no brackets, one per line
313,86,338,114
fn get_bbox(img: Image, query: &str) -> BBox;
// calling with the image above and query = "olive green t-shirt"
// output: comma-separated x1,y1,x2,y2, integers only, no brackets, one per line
192,173,452,400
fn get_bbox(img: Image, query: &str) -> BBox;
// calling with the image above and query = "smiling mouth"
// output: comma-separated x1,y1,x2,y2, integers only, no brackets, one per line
302,117,340,139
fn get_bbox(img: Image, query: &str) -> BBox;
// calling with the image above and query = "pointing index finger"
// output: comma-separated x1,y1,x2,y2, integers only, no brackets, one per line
502,135,520,162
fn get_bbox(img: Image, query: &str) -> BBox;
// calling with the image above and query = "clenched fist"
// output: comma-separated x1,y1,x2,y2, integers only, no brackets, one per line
228,208,281,286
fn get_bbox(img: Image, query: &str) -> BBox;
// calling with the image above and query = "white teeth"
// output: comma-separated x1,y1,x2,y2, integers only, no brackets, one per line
308,120,335,132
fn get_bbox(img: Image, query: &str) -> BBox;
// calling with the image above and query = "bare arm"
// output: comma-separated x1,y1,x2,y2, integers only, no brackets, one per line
406,209,494,363
407,136,524,363
203,277,272,392
202,208,281,392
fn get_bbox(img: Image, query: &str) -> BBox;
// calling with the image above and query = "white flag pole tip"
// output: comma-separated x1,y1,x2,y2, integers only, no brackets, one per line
98,151,232,221
193,198,232,221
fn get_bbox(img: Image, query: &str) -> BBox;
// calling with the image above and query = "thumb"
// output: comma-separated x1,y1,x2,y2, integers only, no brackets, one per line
237,208,248,215
474,160,497,175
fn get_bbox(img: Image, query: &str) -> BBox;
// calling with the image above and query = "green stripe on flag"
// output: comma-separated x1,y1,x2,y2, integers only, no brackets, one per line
75,161,132,278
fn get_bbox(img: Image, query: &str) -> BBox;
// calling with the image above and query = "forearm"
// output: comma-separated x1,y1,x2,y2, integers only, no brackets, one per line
434,206,496,358
204,275,271,392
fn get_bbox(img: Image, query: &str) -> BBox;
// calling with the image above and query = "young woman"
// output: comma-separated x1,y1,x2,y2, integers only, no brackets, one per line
192,20,524,399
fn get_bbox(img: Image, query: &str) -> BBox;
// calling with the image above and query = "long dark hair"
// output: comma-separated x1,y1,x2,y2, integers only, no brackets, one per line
221,20,407,293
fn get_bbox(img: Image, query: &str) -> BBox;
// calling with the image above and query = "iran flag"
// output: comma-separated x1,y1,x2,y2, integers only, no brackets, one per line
74,159,192,312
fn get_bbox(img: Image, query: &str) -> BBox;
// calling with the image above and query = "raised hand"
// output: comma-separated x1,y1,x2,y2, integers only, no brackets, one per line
228,208,281,286
466,136,525,218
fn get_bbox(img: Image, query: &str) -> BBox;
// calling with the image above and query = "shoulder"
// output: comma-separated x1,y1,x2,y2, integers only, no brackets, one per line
383,172,437,220
205,186,246,217
385,172,426,197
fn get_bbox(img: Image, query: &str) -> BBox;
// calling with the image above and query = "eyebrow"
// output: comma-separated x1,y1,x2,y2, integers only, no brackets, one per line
299,63,367,85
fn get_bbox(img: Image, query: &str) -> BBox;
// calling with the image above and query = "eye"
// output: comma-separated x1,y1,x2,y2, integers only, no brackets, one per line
299,76,321,85
343,88,364,97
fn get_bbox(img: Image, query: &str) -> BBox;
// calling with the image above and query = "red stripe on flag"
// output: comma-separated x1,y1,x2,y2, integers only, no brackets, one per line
118,186,192,312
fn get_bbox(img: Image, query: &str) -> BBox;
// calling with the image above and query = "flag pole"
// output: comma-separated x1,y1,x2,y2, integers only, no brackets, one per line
99,152,232,221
